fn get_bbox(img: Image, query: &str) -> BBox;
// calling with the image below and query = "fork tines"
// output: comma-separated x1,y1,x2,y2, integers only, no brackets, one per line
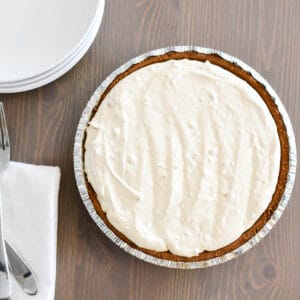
0,102,10,151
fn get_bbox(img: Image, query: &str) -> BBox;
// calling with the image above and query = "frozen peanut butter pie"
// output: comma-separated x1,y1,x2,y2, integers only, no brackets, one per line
84,51,289,261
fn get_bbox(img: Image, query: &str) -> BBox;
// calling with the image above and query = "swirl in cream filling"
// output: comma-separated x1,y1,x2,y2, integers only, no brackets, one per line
85,59,281,257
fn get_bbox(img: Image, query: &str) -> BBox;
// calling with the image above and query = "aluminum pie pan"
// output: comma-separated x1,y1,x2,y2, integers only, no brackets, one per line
73,46,297,269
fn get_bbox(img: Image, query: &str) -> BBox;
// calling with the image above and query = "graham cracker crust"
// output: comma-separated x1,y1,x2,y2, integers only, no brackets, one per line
84,51,289,262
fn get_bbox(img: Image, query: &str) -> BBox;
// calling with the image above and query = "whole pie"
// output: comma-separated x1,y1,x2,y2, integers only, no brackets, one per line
84,51,289,261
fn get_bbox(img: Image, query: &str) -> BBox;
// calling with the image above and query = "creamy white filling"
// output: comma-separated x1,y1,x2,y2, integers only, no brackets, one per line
85,59,281,257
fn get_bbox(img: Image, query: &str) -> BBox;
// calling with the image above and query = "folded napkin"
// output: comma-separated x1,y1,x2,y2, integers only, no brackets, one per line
2,162,60,300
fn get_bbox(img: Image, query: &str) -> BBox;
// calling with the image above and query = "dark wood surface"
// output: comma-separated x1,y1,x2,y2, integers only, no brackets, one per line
1,0,299,299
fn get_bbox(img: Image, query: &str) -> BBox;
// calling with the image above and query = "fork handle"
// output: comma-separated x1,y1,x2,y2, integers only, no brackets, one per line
6,241,39,295
0,183,11,298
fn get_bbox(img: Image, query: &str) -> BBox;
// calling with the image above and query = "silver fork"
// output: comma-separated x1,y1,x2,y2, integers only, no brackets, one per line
0,102,11,299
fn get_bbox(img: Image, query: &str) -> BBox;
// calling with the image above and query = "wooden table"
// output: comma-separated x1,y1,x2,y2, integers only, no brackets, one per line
2,0,299,299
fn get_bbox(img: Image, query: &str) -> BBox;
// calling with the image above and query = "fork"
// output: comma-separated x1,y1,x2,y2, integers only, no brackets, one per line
0,102,12,299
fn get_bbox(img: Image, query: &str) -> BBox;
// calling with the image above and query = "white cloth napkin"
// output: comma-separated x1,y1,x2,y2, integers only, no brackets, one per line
2,161,61,300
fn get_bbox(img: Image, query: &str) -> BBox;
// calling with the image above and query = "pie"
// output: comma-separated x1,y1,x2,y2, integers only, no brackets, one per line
84,51,289,261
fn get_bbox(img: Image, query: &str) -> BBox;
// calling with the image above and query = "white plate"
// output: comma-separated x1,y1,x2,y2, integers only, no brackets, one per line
0,1,104,93
0,0,105,90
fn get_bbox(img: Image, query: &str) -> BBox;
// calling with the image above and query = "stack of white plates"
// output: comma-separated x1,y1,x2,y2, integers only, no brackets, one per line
0,0,105,93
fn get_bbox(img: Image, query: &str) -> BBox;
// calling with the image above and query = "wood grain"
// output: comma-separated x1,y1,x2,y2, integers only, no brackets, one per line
1,0,299,299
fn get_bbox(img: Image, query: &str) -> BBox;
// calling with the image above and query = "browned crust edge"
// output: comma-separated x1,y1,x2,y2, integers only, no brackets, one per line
84,51,289,262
